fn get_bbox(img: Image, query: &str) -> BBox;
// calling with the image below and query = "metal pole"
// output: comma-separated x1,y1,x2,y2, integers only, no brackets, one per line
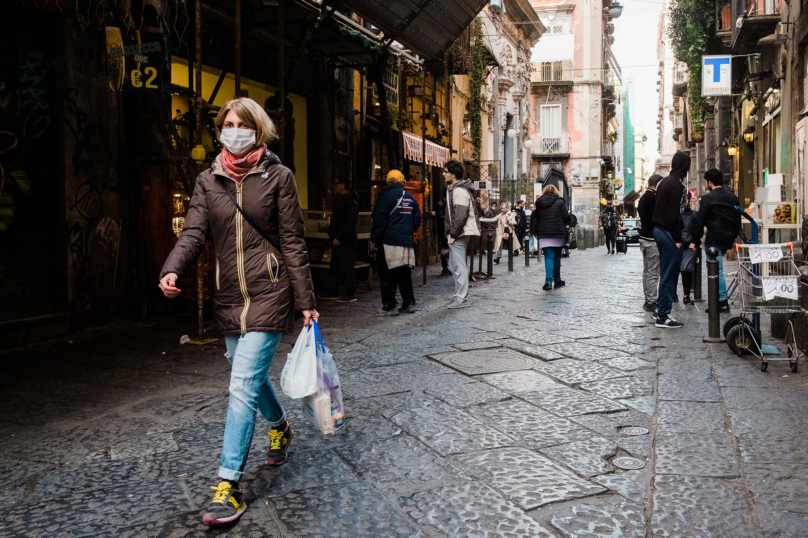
703,247,724,343
478,235,483,273
524,230,529,267
234,0,241,97
194,0,202,145
421,81,428,285
693,247,703,302
487,234,493,277
278,0,285,160
507,233,513,272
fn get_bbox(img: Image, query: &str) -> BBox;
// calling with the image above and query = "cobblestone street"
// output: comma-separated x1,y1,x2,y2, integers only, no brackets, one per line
2,246,807,537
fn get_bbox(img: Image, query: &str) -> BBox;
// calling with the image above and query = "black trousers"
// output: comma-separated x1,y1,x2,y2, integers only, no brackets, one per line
377,246,415,310
328,240,357,297
605,227,618,251
681,271,693,296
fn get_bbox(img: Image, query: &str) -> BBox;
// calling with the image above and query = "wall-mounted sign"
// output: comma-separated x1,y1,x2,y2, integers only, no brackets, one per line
702,55,731,96
106,27,170,93
372,68,399,107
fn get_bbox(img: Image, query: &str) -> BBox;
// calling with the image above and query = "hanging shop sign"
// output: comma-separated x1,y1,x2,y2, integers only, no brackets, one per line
401,131,450,167
105,27,170,93
373,68,399,107
701,55,731,96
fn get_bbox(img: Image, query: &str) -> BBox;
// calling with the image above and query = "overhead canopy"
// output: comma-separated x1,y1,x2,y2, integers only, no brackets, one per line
340,0,490,60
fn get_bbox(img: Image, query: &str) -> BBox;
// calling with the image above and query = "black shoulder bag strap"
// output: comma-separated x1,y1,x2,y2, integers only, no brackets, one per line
217,176,282,253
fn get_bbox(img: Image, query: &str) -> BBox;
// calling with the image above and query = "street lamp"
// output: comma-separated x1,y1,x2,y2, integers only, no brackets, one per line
608,2,623,18
507,128,516,138
642,135,648,143
743,127,755,143
727,144,738,156
524,138,533,149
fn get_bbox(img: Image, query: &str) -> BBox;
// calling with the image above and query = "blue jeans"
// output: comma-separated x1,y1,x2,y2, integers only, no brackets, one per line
705,245,727,301
543,247,562,284
654,228,683,316
219,331,286,481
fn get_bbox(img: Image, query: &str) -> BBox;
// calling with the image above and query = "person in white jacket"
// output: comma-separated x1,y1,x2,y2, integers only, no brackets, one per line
443,160,481,308
493,203,520,263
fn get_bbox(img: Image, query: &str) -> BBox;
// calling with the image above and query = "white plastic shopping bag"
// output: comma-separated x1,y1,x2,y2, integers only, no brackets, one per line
301,321,345,434
280,324,318,399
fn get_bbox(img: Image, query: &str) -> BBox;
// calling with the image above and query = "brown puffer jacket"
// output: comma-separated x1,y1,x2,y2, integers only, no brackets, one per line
160,149,315,335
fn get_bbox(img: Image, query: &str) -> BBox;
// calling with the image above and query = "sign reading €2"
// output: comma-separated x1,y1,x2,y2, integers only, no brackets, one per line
106,27,170,93
702,55,732,97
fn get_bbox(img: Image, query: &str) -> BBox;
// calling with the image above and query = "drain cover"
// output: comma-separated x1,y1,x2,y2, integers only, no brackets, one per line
621,427,649,437
437,349,538,375
613,457,645,470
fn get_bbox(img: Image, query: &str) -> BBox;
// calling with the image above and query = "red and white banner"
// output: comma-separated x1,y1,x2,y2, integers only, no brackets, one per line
402,131,450,168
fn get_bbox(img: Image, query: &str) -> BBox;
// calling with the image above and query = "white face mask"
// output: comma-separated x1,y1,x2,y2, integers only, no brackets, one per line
219,128,256,156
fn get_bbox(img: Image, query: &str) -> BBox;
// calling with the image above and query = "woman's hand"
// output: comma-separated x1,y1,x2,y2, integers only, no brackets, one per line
159,273,181,298
689,243,696,251
302,309,320,327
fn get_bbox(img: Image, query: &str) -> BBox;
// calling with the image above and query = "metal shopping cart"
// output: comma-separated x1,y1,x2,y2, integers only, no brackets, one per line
727,241,802,372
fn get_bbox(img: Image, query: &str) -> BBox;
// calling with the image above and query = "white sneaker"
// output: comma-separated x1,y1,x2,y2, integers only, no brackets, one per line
655,315,683,328
447,298,471,309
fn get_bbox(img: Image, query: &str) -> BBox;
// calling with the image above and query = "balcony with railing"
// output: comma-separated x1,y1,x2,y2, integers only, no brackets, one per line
531,61,574,84
732,0,781,53
673,113,683,133
531,135,570,157
672,63,688,97
602,139,613,159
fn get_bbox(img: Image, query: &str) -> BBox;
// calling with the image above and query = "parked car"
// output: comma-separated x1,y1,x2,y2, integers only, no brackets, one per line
618,217,640,244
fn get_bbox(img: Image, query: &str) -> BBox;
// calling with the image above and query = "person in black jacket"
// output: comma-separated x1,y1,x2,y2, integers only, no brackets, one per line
530,184,571,290
370,170,422,315
514,200,527,255
436,196,452,276
679,191,703,305
652,150,690,328
697,168,741,313
637,174,662,311
322,176,360,302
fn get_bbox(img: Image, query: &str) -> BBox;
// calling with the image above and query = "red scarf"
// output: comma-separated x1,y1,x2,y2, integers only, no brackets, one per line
220,144,266,183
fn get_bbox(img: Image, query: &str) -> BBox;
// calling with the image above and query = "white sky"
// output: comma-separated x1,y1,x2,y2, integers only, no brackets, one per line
611,0,665,172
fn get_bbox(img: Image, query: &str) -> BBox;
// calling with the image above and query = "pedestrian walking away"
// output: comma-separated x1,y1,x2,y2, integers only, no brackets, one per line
530,184,571,290
600,203,620,254
679,191,703,305
698,168,741,314
652,150,690,328
514,200,527,254
321,175,359,303
158,97,318,526
370,170,422,315
638,174,662,311
436,195,452,276
493,203,521,263
443,160,481,308
528,202,539,256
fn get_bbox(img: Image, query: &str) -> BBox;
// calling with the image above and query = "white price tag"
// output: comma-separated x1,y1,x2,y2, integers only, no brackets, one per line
762,276,799,300
748,245,784,263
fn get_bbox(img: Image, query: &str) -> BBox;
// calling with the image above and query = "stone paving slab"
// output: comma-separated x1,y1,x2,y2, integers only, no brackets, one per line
504,330,571,346
599,356,657,372
657,373,722,402
397,482,555,537
620,395,657,415
479,369,564,394
534,358,629,386
651,475,757,537
484,399,597,449
418,374,512,408
544,494,648,538
521,387,628,416
449,447,607,510
500,338,566,361
737,432,808,464
655,401,728,434
544,341,633,362
579,375,653,400
538,437,618,477
431,349,539,375
390,399,516,456
250,448,358,498
594,469,653,504
725,406,798,437
271,481,421,537
654,432,740,477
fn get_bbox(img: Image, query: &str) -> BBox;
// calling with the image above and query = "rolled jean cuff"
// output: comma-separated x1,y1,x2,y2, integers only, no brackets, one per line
268,411,287,428
218,466,243,482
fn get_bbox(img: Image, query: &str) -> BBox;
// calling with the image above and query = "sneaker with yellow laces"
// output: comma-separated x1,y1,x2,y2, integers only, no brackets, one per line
203,481,246,526
266,422,293,466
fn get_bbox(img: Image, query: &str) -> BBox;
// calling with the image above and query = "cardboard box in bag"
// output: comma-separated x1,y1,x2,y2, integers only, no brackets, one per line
302,392,334,434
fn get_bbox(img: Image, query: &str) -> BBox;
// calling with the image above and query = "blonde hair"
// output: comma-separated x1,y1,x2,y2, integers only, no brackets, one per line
215,98,277,145
542,184,560,196
500,203,509,211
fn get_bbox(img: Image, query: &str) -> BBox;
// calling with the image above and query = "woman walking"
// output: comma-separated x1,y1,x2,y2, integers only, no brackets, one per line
493,203,520,263
679,191,702,304
530,185,571,290
158,98,317,526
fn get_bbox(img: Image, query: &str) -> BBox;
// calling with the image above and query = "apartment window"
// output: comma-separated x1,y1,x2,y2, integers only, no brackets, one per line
540,61,565,82
540,105,562,152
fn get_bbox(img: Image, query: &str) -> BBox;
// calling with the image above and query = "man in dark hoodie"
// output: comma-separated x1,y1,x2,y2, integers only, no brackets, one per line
323,175,360,302
652,151,691,328
698,168,741,313
443,159,481,308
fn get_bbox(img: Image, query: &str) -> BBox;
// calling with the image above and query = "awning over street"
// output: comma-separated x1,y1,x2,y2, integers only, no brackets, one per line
402,131,451,166
340,0,490,59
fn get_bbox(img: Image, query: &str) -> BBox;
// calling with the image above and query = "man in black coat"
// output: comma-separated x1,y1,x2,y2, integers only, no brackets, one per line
652,150,690,328
698,168,741,313
323,175,360,302
370,170,422,315
637,174,662,311
514,200,527,255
